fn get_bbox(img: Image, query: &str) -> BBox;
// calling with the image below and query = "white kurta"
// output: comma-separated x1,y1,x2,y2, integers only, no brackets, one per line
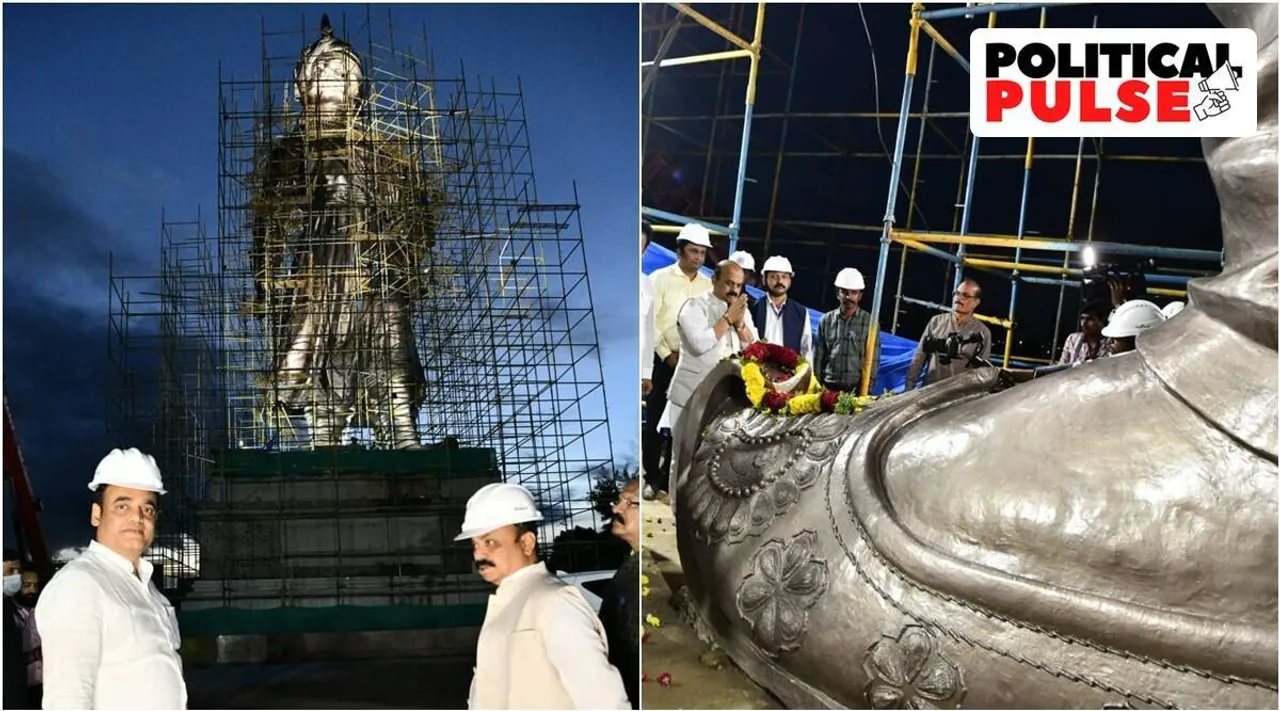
640,269,657,381
36,540,187,710
467,563,629,710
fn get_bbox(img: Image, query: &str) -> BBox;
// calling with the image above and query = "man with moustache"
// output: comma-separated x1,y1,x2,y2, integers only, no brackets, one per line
644,223,713,502
815,268,881,394
906,277,993,390
598,478,641,709
459,483,629,710
750,256,813,364
36,448,187,710
663,260,758,503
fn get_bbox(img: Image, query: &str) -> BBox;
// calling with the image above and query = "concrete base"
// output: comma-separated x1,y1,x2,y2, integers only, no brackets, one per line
183,626,481,665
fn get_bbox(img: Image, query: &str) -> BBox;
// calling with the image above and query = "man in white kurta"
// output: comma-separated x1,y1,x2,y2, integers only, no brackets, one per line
37,449,186,710
663,261,758,505
460,483,630,710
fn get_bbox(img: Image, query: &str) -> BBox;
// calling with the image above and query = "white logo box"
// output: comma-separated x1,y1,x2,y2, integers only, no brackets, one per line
969,27,1257,138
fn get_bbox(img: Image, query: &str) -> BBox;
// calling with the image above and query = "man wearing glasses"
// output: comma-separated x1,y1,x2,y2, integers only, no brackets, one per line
599,479,641,709
905,278,993,390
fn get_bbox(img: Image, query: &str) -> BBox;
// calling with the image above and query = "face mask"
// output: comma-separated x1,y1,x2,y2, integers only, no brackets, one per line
2,575,20,597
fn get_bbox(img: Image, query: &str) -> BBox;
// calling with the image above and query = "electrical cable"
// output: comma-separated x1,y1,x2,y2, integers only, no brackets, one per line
857,3,932,232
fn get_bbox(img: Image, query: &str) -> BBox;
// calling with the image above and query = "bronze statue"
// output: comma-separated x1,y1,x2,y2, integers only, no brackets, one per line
249,15,434,449
670,4,1277,707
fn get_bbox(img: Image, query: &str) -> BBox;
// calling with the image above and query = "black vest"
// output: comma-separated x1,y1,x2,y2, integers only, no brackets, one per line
751,296,809,353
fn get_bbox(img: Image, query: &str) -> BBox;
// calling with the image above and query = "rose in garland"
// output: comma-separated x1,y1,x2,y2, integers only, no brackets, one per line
767,343,800,371
820,389,842,413
761,390,792,412
741,342,771,363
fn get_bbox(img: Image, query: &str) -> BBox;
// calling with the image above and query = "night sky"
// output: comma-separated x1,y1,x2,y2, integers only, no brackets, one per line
643,2,1223,355
3,4,638,550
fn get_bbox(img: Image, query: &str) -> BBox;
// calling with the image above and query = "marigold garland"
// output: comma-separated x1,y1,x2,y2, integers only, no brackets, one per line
742,362,768,407
730,341,898,416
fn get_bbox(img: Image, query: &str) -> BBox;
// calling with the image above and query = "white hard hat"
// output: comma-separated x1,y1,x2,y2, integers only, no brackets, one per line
676,223,712,248
761,256,793,275
454,483,544,541
89,448,166,495
729,251,756,271
834,267,866,291
1161,301,1186,319
1101,299,1166,338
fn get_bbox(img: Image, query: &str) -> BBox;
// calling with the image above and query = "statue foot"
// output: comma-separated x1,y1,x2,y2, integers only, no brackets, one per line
671,361,1277,709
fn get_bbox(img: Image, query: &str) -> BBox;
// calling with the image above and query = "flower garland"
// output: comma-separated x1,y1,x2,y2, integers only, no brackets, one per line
732,342,889,416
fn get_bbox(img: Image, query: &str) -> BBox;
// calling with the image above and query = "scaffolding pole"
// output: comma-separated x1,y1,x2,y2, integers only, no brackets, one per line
644,3,1220,370
642,2,766,255
864,1,923,397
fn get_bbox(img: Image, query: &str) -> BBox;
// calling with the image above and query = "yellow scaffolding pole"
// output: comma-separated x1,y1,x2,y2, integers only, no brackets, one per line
642,3,765,253
875,4,1214,371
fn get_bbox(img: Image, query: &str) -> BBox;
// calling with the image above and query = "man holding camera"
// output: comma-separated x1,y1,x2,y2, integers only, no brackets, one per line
905,278,993,390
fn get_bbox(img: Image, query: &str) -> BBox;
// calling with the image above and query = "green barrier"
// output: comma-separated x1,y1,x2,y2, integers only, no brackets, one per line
178,603,488,637
215,448,499,479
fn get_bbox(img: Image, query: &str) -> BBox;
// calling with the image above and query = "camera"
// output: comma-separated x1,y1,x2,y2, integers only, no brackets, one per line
921,332,986,366
1081,261,1150,305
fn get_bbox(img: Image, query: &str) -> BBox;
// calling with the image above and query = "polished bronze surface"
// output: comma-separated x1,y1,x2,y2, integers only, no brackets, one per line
670,5,1277,708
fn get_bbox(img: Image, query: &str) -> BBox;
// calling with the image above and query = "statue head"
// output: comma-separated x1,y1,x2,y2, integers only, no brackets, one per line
293,14,366,122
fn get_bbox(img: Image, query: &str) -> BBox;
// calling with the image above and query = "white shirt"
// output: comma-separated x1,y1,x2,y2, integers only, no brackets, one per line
640,270,656,380
649,263,713,360
36,540,187,710
763,296,813,364
467,564,629,710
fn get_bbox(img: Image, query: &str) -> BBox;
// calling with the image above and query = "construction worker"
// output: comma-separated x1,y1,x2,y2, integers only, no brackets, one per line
460,483,629,710
815,268,881,393
644,223,713,501
36,448,186,709
1102,299,1167,355
751,256,813,364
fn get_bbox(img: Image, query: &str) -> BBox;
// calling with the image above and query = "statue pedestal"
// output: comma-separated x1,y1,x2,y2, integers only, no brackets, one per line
181,448,500,662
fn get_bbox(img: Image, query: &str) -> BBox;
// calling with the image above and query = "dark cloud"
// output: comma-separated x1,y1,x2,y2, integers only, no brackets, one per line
3,149,159,549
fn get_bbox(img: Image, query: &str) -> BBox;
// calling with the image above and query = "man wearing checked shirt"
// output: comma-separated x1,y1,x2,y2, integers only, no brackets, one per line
815,267,881,394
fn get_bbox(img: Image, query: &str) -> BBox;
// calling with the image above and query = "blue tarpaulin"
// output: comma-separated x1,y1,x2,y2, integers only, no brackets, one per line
643,243,919,394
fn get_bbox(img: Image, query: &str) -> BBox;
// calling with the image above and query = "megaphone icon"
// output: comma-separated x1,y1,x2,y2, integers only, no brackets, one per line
1198,62,1239,93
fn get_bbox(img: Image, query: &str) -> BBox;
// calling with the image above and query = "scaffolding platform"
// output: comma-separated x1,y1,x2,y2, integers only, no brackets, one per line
213,447,499,479
105,10,615,654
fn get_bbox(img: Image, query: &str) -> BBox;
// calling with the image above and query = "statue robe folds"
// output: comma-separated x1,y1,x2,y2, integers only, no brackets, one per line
252,126,431,450
670,4,1278,708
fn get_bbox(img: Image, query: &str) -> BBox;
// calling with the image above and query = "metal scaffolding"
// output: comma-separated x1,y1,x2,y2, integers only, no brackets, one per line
641,2,1221,384
107,12,617,616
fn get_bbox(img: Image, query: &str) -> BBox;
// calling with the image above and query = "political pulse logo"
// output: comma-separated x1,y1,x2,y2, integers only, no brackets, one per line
970,29,1257,138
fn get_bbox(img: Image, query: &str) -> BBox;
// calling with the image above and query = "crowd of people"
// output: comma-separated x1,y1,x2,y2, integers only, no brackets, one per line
640,219,1186,501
